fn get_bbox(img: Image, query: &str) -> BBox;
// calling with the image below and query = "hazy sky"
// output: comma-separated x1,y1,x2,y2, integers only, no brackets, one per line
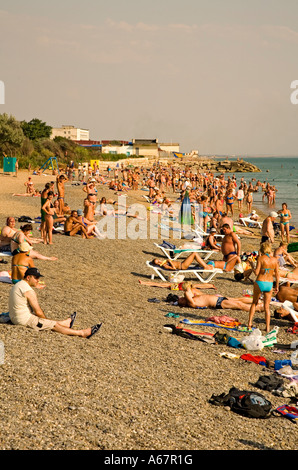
1,0,298,155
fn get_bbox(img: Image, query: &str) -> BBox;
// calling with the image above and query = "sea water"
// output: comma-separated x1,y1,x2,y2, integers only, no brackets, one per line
216,156,298,228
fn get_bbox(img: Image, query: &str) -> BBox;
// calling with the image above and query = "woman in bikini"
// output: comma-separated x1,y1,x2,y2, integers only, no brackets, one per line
41,191,55,245
236,184,244,211
274,242,297,268
83,181,97,203
225,188,234,217
152,252,231,272
11,241,35,284
278,202,292,244
246,190,253,214
248,241,279,333
11,224,57,261
53,200,67,224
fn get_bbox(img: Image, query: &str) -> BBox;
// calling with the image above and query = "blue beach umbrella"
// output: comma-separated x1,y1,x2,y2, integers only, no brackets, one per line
178,191,194,227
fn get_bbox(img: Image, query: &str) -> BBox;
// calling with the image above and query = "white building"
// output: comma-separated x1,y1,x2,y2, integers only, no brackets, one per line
101,143,134,156
51,125,89,141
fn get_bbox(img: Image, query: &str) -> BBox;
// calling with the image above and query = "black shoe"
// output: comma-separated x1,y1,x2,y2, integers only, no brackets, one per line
70,312,77,328
87,323,102,339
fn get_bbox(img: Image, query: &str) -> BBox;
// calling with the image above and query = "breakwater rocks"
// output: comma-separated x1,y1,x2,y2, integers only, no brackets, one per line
178,158,261,173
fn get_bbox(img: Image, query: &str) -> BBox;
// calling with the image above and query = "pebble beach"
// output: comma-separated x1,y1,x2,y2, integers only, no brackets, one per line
0,169,297,452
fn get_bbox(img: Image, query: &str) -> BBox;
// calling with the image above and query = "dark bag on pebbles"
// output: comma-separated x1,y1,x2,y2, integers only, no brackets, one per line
213,331,231,345
209,387,272,419
254,374,284,392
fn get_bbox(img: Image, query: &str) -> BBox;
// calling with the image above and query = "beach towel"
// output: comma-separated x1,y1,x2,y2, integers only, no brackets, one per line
274,405,298,422
240,353,267,366
164,324,216,343
206,315,241,327
287,323,298,334
0,271,12,284
180,318,251,332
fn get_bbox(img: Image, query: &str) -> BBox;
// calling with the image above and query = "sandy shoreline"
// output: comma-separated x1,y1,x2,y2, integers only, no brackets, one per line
0,170,297,451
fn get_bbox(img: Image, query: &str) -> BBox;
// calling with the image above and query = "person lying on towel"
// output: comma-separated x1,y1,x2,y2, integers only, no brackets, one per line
178,281,264,312
152,251,240,272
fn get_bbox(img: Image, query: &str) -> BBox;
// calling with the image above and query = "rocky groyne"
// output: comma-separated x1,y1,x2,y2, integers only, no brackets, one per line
169,157,261,173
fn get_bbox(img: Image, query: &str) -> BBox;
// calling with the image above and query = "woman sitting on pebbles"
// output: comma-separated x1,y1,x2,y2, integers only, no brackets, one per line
11,223,57,261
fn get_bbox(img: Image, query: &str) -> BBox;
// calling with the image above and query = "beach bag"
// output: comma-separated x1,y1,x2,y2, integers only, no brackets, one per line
254,374,284,392
166,293,179,303
240,329,265,351
209,387,272,419
213,331,231,345
168,273,185,283
18,215,34,223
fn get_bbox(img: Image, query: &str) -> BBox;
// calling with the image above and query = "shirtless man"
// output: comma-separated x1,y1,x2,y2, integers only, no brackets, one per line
64,210,91,238
24,177,35,194
83,195,96,222
275,283,298,305
220,223,241,271
148,176,155,199
178,282,263,312
56,174,68,213
219,213,252,236
261,211,278,244
274,284,298,321
0,217,17,251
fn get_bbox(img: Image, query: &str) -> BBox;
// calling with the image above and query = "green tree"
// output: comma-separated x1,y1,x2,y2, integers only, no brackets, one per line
0,113,25,156
21,118,52,140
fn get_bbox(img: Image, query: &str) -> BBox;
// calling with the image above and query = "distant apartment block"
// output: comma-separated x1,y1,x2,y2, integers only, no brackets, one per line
65,133,181,158
132,139,180,157
51,125,90,141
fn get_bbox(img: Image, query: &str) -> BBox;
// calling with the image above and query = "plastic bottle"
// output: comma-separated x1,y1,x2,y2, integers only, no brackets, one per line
291,350,298,366
274,359,292,370
0,340,4,365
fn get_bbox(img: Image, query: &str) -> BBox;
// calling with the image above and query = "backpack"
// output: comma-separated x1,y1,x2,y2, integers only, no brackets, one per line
213,331,231,345
209,387,272,419
166,293,179,303
18,216,34,223
254,374,284,392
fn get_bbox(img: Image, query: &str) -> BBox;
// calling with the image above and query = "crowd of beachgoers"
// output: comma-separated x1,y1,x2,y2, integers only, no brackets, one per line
1,159,298,449
1,159,298,338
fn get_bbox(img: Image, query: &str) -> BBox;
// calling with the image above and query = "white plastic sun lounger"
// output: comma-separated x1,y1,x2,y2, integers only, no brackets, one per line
192,227,224,239
154,243,217,261
239,217,262,228
146,260,223,283
281,301,298,323
279,277,298,286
